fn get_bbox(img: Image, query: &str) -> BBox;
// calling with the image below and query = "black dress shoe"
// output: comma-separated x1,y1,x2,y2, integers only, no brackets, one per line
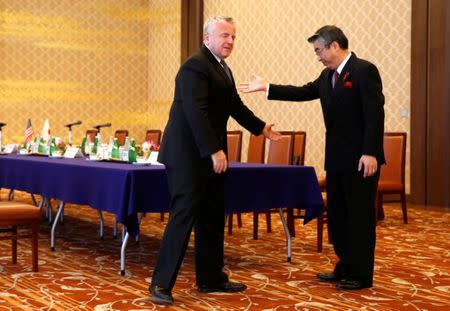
149,284,174,305
317,272,344,282
198,281,247,293
336,279,372,290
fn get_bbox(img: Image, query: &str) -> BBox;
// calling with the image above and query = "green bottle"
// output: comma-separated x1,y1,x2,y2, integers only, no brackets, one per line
81,136,86,155
38,137,46,154
93,134,99,155
50,138,57,155
111,138,120,159
128,138,137,163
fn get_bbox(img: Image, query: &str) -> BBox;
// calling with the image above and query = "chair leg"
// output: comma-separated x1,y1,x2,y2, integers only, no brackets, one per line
265,211,272,233
237,213,242,228
401,192,408,224
12,226,17,264
317,215,323,252
227,213,233,235
286,208,296,237
253,212,259,240
31,222,39,272
327,221,332,244
8,189,14,200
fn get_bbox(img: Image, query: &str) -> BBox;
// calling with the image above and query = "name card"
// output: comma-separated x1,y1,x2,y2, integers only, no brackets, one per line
3,144,18,154
64,147,83,158
148,151,162,165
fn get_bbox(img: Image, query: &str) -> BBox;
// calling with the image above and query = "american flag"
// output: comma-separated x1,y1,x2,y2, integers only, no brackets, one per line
24,119,34,143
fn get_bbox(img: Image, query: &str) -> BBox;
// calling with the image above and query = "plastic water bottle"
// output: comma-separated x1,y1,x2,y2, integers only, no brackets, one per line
121,137,130,161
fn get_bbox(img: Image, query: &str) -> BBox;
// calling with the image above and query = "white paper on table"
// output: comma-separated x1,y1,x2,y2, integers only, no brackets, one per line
64,147,83,158
148,151,162,165
3,144,18,154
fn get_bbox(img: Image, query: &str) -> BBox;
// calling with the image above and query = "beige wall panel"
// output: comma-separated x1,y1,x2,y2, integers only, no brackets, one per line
147,1,180,135
1,0,179,145
205,0,411,192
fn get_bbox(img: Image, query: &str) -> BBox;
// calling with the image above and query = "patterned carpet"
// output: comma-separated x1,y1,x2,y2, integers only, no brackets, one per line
0,189,449,310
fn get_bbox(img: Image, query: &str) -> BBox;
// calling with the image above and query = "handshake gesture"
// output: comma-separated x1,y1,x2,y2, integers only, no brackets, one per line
237,75,268,93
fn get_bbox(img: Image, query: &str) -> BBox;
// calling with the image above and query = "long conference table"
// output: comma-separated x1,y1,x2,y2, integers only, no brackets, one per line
0,153,324,273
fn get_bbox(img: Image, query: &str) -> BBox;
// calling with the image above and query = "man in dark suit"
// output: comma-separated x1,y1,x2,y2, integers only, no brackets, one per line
239,25,385,290
150,16,280,305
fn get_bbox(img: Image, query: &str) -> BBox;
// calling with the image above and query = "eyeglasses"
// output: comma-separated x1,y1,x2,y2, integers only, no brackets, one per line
314,45,330,56
313,40,334,55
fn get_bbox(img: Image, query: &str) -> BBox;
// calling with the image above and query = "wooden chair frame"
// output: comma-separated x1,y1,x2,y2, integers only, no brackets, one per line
0,202,40,272
376,132,408,223
253,131,294,240
226,130,243,234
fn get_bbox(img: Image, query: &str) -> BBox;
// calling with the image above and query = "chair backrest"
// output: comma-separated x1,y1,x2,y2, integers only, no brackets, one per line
247,134,266,163
267,131,295,165
114,130,129,146
85,129,98,142
145,129,162,144
293,131,306,165
380,132,407,185
227,130,243,162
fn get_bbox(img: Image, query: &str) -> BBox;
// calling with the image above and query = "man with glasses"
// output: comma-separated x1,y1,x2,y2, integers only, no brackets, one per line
239,25,385,290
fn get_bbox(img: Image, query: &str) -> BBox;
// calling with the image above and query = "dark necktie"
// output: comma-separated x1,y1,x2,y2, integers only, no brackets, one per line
220,60,232,81
332,70,339,88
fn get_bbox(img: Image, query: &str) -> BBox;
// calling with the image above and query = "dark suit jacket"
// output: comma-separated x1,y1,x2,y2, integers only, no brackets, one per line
268,53,385,172
158,45,265,168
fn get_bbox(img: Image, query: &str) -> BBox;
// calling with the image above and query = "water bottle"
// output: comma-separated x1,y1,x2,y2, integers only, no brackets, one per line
85,134,91,155
111,138,120,159
38,137,46,154
50,137,57,155
107,136,114,159
93,133,100,155
121,137,130,161
128,138,137,163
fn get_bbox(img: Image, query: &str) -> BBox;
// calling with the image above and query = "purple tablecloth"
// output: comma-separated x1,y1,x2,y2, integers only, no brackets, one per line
0,154,323,236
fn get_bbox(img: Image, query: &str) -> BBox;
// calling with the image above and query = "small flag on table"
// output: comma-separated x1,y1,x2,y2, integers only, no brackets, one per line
24,119,34,143
41,119,51,141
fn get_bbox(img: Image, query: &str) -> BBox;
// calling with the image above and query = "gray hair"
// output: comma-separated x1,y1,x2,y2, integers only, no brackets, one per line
203,16,235,34
307,25,349,49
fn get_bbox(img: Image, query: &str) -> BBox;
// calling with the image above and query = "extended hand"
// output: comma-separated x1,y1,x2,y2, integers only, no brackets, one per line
263,124,281,141
358,155,378,178
237,75,268,93
211,150,228,173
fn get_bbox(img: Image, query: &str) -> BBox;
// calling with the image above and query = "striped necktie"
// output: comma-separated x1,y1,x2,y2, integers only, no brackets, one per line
332,70,339,88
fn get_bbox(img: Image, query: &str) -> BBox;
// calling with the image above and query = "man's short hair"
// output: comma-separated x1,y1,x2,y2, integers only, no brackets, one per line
307,25,348,49
203,16,235,34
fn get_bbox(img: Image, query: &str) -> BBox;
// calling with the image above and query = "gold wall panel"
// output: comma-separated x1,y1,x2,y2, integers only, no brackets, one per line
0,0,179,145
205,0,411,192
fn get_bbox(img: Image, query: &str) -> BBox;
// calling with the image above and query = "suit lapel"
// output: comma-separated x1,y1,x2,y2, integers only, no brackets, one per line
201,45,234,85
336,52,356,90
322,69,334,109
216,62,234,85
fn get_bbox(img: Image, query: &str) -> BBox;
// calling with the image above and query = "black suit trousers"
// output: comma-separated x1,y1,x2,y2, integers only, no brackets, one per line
326,169,379,283
151,164,228,290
